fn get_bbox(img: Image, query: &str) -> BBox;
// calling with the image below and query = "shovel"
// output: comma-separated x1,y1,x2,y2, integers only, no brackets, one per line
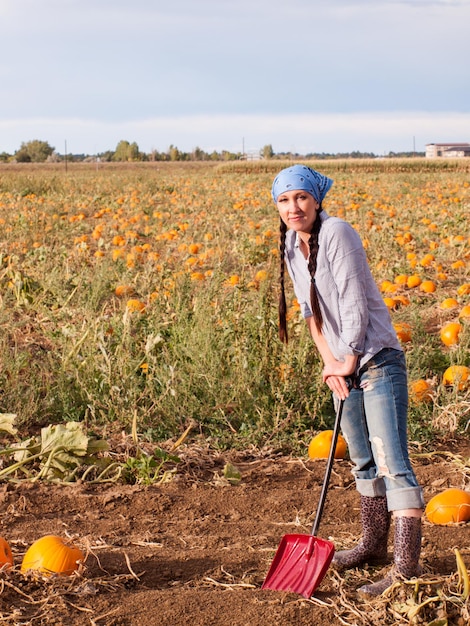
262,398,345,598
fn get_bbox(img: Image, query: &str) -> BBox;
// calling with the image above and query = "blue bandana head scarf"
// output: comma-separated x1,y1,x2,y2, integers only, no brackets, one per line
271,165,333,204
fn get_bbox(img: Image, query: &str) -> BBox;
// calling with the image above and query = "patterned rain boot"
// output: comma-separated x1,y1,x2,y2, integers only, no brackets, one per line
332,495,390,571
358,515,422,597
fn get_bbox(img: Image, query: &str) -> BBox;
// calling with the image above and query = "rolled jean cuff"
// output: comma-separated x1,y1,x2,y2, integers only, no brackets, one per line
356,477,386,498
386,486,425,512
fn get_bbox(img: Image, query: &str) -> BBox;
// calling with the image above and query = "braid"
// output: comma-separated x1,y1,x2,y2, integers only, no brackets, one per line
307,208,323,332
278,218,288,344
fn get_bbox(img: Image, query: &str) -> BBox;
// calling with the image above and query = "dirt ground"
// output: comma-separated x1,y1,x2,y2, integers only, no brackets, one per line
0,435,469,626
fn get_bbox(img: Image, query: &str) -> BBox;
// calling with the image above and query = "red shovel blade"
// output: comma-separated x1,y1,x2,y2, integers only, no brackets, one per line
262,533,335,598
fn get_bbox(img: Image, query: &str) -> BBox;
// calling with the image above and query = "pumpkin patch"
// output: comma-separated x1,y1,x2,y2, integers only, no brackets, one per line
0,129,469,625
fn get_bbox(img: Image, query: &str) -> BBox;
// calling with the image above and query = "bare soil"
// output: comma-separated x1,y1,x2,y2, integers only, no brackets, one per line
1,436,469,626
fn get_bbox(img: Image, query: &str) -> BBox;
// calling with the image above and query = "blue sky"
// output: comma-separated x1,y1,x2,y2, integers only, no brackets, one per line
1,0,469,156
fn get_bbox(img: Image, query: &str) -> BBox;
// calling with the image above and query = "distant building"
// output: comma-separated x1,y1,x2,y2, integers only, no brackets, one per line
426,143,470,158
242,150,262,161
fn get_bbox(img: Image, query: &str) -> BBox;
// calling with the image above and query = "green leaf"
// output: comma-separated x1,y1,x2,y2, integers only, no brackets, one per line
154,447,180,463
12,437,40,463
39,422,90,476
41,422,88,456
223,462,242,485
86,438,110,455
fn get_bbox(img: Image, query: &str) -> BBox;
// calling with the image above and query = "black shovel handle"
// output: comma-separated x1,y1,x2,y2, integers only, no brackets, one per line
310,396,345,537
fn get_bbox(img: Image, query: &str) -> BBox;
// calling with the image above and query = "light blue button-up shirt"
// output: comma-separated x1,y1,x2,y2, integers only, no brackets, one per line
284,211,402,372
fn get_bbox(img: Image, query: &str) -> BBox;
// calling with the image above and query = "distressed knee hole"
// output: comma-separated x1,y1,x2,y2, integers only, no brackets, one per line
372,436,393,478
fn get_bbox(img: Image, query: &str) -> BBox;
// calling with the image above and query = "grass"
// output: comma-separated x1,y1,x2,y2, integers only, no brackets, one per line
0,159,468,452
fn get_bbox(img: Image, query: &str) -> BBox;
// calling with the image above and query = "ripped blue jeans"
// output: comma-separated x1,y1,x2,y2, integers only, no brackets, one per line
337,348,424,512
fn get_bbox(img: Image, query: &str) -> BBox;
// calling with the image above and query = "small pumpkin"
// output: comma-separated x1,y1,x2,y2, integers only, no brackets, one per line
406,274,422,289
419,254,435,268
425,488,470,525
394,274,408,286
458,305,470,321
442,365,470,391
410,379,433,403
308,430,347,460
125,298,146,313
21,535,84,576
380,280,395,293
440,298,459,310
383,297,397,310
420,280,436,293
115,284,134,297
393,295,410,307
393,322,412,343
440,322,462,347
0,537,13,568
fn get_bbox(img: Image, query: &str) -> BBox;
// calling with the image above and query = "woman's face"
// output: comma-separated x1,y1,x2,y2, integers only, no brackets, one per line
276,189,319,234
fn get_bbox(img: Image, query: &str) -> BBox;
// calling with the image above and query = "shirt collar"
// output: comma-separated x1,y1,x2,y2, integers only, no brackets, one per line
293,210,329,248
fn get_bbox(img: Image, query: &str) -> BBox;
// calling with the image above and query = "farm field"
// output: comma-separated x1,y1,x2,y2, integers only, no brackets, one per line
0,159,469,624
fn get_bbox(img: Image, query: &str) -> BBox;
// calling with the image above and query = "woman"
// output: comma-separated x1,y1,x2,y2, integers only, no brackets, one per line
272,164,424,596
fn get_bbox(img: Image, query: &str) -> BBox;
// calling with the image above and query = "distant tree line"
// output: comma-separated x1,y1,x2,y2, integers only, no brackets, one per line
0,140,425,164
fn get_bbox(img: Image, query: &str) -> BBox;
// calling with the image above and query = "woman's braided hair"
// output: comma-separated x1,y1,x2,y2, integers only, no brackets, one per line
278,207,323,343
278,218,289,343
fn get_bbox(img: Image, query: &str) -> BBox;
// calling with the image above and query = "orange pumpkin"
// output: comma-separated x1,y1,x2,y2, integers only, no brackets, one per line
420,280,436,293
383,297,397,310
458,305,470,321
0,537,13,568
394,274,408,286
440,322,462,347
406,274,422,289
126,298,146,313
419,254,435,268
188,243,202,255
425,488,470,525
394,295,411,308
410,379,433,403
255,269,268,282
380,280,395,293
442,365,470,391
393,322,412,343
115,284,134,297
439,298,459,310
308,430,347,460
21,535,84,576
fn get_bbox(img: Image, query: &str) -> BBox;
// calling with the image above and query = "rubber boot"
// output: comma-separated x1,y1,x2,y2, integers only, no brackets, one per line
332,495,390,571
358,515,422,597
